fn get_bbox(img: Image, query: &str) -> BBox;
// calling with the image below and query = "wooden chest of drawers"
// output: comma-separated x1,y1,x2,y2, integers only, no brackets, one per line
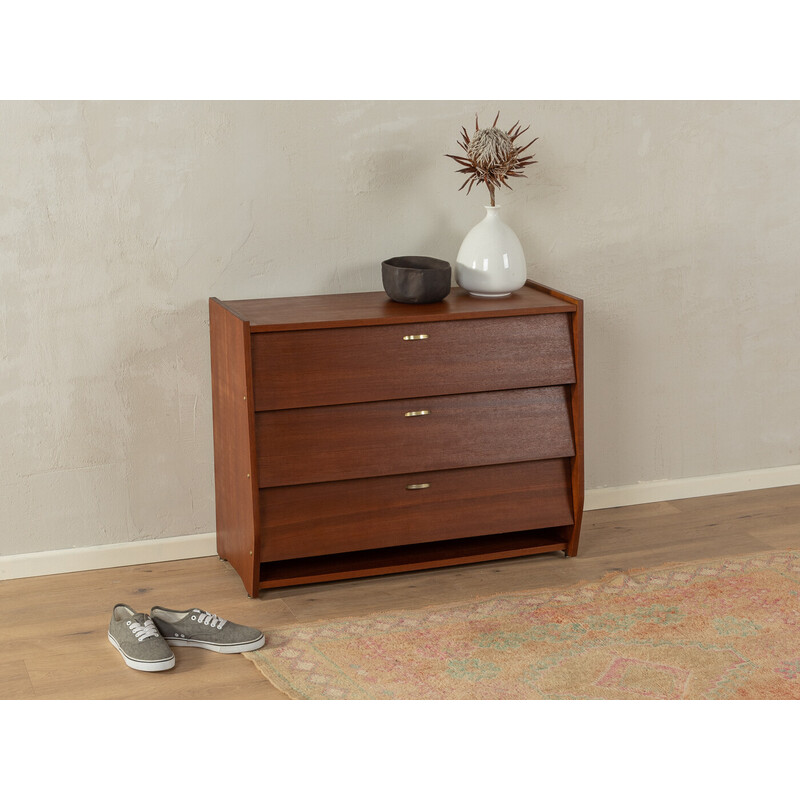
209,280,583,597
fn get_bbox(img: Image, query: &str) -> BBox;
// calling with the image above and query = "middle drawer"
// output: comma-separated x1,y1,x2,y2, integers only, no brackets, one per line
255,385,575,487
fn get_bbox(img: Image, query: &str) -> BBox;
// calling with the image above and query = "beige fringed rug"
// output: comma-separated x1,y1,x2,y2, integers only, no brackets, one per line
244,549,800,699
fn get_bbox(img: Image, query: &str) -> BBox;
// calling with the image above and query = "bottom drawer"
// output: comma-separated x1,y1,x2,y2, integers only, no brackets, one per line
259,459,573,562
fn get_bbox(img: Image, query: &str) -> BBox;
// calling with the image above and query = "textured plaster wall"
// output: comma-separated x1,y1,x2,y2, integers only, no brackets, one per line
1,100,798,557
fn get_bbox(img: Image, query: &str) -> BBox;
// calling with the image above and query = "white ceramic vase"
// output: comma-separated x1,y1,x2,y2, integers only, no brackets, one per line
455,205,527,298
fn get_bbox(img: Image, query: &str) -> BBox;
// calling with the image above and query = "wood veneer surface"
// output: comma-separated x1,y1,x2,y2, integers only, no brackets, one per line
210,281,583,595
260,459,574,561
259,529,570,588
255,386,575,487
214,284,575,331
530,282,585,556
209,300,260,596
251,313,576,410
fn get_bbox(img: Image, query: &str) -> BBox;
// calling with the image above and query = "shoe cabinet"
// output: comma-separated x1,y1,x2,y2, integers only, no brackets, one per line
209,281,583,597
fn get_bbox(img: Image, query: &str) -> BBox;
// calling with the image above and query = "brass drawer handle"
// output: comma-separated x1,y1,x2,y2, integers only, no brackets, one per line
404,410,430,417
406,483,431,490
403,334,429,341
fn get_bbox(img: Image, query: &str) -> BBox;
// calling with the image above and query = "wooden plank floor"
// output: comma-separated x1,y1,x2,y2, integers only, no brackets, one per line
1,484,798,699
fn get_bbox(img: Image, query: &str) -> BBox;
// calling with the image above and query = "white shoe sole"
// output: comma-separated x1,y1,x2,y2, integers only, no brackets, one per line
108,633,176,672
163,634,266,654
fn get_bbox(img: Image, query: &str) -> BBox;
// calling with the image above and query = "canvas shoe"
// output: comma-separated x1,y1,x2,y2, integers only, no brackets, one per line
150,606,266,653
107,604,176,672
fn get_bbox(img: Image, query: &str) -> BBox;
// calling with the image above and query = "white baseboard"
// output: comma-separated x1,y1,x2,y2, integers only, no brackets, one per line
2,463,799,582
585,463,800,511
0,532,217,582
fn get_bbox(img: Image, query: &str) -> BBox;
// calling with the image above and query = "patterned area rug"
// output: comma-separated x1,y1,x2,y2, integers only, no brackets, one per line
244,549,800,699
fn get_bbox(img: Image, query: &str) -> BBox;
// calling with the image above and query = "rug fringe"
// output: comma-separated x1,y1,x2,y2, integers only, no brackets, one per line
242,651,308,700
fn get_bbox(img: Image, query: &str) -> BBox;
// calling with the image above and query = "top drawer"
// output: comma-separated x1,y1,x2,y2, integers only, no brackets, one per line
251,312,575,410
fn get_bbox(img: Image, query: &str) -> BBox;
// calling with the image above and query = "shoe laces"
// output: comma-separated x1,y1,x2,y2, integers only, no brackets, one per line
193,610,227,630
127,618,160,642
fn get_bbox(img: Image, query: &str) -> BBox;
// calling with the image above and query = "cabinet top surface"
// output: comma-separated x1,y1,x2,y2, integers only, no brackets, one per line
211,282,578,332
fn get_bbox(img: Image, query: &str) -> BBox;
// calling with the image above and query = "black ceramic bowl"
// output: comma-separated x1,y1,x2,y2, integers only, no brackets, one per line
381,256,452,304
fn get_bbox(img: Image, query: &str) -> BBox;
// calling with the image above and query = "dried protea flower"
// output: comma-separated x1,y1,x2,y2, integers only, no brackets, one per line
445,112,538,206
467,126,513,169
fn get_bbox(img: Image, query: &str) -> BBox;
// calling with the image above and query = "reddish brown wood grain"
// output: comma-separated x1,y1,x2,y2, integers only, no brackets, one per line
527,280,584,556
251,313,576,410
260,459,574,561
209,282,584,595
214,284,575,332
259,529,570,589
209,299,261,597
255,386,575,487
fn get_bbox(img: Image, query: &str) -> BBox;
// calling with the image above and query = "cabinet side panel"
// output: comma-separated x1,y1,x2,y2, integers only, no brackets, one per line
526,282,584,555
565,298,584,554
209,299,260,596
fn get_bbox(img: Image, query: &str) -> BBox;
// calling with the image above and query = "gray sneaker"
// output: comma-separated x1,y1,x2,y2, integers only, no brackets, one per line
108,604,176,672
150,606,266,653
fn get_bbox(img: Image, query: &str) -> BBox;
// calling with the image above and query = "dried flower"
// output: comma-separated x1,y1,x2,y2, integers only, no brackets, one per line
468,126,513,168
445,112,538,206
